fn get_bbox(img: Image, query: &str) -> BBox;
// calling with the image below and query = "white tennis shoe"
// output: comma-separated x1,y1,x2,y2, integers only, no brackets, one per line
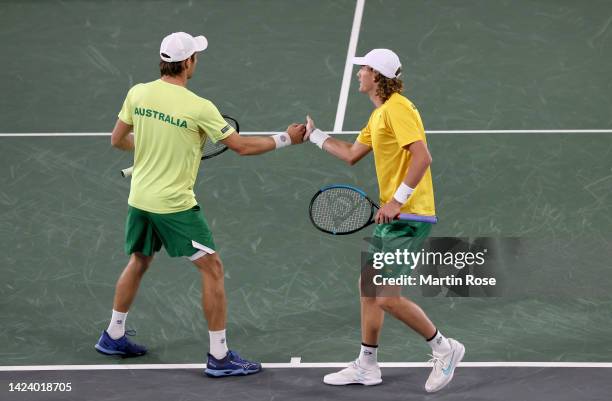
425,338,465,393
323,360,382,386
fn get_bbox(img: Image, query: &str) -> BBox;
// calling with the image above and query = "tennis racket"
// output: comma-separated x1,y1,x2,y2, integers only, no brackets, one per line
120,114,239,177
309,184,437,235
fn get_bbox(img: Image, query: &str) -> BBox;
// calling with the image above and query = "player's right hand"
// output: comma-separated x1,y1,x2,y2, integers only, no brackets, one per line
287,123,306,144
305,115,316,140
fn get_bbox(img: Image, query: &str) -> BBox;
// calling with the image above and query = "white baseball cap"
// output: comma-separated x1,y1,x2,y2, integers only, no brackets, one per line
160,32,208,62
352,49,402,79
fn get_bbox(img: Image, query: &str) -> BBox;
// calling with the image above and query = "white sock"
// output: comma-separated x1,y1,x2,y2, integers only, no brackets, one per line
358,343,378,367
106,310,128,340
427,330,451,354
209,329,229,360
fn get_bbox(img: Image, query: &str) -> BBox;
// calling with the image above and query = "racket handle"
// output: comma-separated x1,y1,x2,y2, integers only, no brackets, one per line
398,213,438,224
121,166,134,178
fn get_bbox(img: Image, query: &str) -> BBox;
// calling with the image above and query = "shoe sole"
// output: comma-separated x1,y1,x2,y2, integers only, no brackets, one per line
425,340,465,393
323,378,383,386
94,344,146,357
204,367,262,377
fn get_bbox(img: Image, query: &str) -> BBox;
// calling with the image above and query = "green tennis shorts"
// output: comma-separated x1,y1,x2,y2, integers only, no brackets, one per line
125,205,216,257
367,220,432,278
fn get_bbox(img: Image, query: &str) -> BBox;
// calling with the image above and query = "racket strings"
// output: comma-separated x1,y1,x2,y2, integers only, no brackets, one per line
201,115,238,159
202,136,225,157
311,188,371,233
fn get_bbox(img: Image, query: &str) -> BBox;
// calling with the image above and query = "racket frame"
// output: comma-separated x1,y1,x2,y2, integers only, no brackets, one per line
202,114,239,160
308,184,437,235
308,184,377,235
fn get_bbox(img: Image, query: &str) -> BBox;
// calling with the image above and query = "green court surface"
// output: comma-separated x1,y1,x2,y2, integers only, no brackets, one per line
1,0,612,368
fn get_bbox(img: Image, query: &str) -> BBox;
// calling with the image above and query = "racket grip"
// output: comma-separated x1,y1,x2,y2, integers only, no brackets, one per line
121,166,134,178
398,213,438,224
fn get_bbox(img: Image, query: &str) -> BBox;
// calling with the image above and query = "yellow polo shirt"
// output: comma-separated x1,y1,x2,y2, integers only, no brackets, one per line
356,93,436,216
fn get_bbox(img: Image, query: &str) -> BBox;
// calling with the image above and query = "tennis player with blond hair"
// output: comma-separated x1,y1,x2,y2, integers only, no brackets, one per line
305,48,464,392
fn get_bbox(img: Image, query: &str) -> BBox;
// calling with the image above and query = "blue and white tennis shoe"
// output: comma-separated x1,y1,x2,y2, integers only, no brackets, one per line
94,330,147,357
425,338,465,392
205,350,262,377
323,359,382,386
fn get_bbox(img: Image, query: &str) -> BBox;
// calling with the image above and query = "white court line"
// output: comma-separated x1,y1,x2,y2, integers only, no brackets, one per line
426,129,612,134
1,129,612,138
0,133,111,137
1,362,611,371
333,0,365,132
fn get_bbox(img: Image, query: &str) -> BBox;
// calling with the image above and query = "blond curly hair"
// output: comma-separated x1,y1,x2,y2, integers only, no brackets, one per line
373,68,403,102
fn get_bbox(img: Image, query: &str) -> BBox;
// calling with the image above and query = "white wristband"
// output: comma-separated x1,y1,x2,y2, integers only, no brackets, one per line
393,182,414,204
272,132,291,149
309,129,330,149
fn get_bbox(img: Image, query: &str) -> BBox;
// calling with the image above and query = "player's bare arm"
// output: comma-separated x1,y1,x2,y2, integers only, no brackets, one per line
221,123,306,155
110,119,135,151
304,115,371,165
375,139,432,224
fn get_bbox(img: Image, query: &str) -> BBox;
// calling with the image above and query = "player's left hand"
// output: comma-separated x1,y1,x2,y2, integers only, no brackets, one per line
375,200,402,224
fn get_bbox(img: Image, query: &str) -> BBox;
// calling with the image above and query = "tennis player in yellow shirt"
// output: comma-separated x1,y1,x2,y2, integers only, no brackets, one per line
305,49,464,392
95,32,305,377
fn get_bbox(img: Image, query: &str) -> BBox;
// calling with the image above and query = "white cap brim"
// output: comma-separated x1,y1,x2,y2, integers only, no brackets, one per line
193,35,208,52
352,56,367,65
